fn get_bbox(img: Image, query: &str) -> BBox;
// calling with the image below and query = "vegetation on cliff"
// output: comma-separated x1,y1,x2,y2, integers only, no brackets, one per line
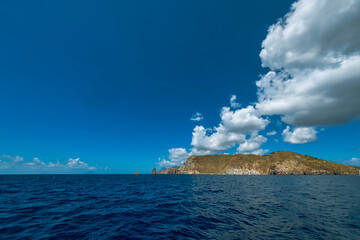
157,151,359,175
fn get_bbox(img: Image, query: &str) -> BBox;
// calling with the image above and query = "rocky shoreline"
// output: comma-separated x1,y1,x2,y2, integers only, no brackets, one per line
155,151,359,175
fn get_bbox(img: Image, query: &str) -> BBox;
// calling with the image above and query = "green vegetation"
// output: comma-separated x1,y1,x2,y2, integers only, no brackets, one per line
158,151,359,175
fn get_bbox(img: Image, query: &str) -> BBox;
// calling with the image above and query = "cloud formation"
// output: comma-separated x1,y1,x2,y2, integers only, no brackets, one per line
159,103,270,167
190,112,204,121
1,154,24,163
0,154,97,173
237,132,268,154
282,126,317,144
266,131,277,136
159,0,360,167
67,158,96,170
230,95,241,108
191,125,246,155
191,106,269,155
349,158,360,166
256,0,360,127
158,148,191,168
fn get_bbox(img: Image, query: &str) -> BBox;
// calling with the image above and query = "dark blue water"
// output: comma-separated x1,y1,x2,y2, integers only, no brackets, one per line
0,175,359,239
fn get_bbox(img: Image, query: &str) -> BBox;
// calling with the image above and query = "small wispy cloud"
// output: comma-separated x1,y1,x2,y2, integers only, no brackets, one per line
230,95,241,108
266,131,277,136
1,154,24,163
0,154,100,173
339,157,360,167
190,112,203,121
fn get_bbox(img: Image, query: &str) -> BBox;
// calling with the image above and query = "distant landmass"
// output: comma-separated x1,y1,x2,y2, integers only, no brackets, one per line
156,151,359,175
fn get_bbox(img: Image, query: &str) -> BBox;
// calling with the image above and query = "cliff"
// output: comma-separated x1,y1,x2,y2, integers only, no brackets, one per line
157,151,359,175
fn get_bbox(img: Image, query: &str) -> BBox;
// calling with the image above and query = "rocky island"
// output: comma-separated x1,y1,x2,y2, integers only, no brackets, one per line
157,151,359,175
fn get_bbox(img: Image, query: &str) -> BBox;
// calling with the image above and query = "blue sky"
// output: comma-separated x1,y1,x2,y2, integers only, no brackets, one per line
1,0,359,173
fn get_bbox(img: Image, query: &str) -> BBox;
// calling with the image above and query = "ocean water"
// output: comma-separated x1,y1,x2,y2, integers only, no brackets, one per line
0,175,359,240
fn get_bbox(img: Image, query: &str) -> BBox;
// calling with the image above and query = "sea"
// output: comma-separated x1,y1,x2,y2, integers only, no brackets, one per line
0,175,359,239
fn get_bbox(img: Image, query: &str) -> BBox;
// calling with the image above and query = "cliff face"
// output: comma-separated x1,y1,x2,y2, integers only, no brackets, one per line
157,151,359,175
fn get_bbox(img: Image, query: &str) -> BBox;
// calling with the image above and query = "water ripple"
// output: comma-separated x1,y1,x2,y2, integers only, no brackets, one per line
0,175,359,239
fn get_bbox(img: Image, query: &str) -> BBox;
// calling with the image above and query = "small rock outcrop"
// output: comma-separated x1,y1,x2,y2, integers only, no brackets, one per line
156,151,359,175
151,168,156,174
134,171,139,175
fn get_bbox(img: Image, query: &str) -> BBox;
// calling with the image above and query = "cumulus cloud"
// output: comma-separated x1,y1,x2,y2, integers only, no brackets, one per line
256,0,360,127
157,148,191,168
157,157,173,168
220,106,269,133
230,95,241,108
191,106,269,155
67,158,96,170
237,132,268,155
161,100,270,165
0,154,98,173
159,105,270,166
159,0,360,166
191,125,246,155
190,112,203,121
169,148,190,163
282,126,318,144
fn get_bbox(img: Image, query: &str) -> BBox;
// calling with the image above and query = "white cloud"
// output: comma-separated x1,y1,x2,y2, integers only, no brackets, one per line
190,112,203,121
161,103,269,162
160,106,270,161
191,125,246,155
336,157,360,167
282,126,317,144
190,106,269,155
220,106,269,134
159,0,360,166
67,158,96,170
260,0,360,70
14,156,24,162
48,162,63,168
157,157,174,168
169,148,190,164
0,154,98,173
256,0,360,127
33,158,45,165
266,131,277,136
349,158,360,166
237,132,268,155
1,154,24,162
230,95,241,108
157,148,191,168
246,149,269,155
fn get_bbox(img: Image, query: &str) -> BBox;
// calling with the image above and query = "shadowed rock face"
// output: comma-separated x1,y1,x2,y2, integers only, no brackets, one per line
157,151,359,175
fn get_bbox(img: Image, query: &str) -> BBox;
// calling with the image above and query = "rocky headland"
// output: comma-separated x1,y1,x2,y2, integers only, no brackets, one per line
157,151,359,175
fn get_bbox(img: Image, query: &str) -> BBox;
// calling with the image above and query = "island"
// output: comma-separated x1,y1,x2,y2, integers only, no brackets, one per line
157,151,359,175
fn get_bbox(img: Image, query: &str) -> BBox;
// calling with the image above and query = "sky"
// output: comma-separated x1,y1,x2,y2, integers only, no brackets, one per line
0,0,359,174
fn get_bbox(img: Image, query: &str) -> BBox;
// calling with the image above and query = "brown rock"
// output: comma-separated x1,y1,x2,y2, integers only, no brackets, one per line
158,151,359,175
